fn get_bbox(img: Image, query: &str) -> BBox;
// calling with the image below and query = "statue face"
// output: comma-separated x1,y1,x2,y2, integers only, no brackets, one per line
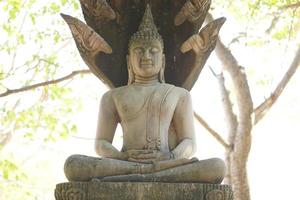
129,40,164,78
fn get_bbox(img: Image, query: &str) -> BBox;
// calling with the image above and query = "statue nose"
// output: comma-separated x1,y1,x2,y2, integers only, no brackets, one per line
143,49,151,58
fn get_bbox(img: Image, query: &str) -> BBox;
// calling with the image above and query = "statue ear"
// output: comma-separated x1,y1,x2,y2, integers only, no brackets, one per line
159,54,165,83
127,55,135,85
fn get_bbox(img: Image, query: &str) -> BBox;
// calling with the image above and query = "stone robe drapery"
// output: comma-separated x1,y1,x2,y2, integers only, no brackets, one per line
113,84,175,152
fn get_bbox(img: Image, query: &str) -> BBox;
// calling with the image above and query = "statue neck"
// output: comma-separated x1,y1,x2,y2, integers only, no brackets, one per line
134,75,160,85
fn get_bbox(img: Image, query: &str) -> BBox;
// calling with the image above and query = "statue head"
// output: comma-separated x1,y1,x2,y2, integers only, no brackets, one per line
127,4,165,84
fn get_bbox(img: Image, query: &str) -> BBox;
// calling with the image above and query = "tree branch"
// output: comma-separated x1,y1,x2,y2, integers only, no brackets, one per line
266,2,300,34
208,13,253,200
281,2,300,10
207,14,253,159
214,72,237,184
194,112,230,149
265,15,280,34
0,69,91,97
0,132,12,149
254,46,300,124
214,36,253,157
228,32,247,46
212,71,238,143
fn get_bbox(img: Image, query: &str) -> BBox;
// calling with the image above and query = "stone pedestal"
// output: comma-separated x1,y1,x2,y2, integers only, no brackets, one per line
55,182,233,200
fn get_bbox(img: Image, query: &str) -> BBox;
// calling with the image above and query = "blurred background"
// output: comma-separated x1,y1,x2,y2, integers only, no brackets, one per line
0,0,299,199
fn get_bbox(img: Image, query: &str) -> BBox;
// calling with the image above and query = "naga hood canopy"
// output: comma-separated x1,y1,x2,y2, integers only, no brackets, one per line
61,0,225,90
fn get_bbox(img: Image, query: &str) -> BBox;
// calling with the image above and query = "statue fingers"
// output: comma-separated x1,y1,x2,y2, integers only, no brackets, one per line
128,158,139,162
126,150,155,158
133,152,157,159
127,149,153,154
128,158,153,164
135,152,170,161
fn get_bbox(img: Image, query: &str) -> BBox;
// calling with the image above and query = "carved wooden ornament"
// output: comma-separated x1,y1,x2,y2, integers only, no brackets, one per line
62,0,225,90
205,189,225,200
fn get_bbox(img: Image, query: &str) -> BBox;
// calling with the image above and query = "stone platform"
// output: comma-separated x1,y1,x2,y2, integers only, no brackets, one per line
55,182,233,200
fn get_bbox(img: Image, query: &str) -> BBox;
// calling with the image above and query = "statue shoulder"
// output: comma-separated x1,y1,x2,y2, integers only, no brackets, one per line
100,86,131,112
101,86,127,102
102,85,132,104
100,90,114,107
109,85,131,96
165,84,191,99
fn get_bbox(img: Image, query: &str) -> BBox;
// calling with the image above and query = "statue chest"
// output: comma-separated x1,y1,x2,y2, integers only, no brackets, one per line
112,85,176,151
113,85,175,123
114,92,149,121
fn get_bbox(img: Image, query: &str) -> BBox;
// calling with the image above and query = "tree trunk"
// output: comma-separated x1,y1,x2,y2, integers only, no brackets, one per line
214,36,253,200
230,154,251,200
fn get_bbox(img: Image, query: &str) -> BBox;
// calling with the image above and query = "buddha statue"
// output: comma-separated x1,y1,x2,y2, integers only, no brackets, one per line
63,5,225,184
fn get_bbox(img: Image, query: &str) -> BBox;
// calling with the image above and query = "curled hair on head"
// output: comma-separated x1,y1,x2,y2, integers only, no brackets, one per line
128,4,164,51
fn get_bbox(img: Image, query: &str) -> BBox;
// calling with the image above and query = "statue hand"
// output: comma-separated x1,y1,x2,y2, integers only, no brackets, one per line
126,150,173,163
125,149,153,160
180,34,205,55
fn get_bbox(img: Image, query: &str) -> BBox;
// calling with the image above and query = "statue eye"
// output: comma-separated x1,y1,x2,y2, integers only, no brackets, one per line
151,47,159,53
134,48,143,54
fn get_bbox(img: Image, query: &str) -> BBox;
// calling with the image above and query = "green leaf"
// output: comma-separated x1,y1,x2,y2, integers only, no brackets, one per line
17,34,25,44
50,2,60,13
71,125,77,133
6,0,22,20
72,0,79,10
3,169,9,179
2,24,14,36
272,25,290,40
0,67,4,80
24,132,33,139
3,4,9,11
53,31,61,44
29,13,36,24
59,130,68,139
60,0,67,6
27,0,37,8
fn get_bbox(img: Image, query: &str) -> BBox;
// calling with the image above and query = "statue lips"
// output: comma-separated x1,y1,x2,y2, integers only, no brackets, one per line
140,59,153,68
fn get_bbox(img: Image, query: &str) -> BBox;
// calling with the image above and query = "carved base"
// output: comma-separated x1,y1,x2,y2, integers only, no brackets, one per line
55,182,233,200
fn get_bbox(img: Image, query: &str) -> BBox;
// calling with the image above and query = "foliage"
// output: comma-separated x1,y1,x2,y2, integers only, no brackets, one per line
209,1,299,200
211,0,300,102
0,0,82,199
212,0,300,48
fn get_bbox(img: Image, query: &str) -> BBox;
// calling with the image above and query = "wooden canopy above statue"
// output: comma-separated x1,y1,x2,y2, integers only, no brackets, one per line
62,0,225,90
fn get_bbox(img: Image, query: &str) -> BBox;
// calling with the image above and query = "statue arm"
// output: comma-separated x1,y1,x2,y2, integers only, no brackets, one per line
95,91,127,160
172,91,197,159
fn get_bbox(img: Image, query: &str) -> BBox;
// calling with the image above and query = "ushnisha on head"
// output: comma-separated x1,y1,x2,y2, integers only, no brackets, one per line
127,4,165,84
